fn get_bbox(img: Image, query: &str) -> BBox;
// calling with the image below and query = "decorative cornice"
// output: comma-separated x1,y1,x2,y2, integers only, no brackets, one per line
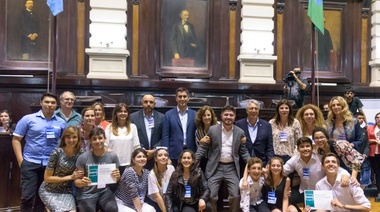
277,2,285,15
229,0,238,11
362,8,370,19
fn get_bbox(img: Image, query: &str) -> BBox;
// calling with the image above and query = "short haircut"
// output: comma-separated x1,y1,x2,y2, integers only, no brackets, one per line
354,111,364,117
60,91,75,100
321,152,340,166
89,127,106,139
221,105,236,115
247,157,263,169
81,106,94,117
41,92,58,102
345,87,355,94
175,87,189,96
296,137,313,148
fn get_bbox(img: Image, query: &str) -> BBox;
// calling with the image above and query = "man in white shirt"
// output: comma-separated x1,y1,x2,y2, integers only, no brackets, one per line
284,137,350,212
239,157,270,212
314,152,371,211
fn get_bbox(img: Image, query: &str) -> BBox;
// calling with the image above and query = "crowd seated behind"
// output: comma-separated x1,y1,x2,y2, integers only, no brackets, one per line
7,90,376,211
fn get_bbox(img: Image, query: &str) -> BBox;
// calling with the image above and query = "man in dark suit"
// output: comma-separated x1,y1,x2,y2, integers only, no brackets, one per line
162,87,196,167
171,10,197,60
130,94,165,170
20,0,39,60
235,99,274,175
196,105,250,212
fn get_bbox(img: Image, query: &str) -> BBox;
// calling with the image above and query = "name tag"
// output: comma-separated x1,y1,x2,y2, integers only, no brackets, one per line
280,132,287,142
338,135,346,141
139,193,144,203
267,191,277,204
46,127,55,139
303,168,310,180
185,185,191,198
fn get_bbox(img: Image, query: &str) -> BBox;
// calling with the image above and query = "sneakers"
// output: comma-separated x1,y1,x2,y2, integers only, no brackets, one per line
375,194,380,202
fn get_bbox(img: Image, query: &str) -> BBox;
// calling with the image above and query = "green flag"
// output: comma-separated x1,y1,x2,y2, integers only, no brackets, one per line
308,0,324,35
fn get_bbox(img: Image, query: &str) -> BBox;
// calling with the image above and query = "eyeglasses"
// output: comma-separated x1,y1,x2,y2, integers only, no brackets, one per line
314,136,326,141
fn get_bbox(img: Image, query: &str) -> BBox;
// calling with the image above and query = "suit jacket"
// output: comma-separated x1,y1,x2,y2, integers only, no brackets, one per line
130,110,164,150
171,21,197,58
195,123,250,179
162,108,196,159
235,118,274,166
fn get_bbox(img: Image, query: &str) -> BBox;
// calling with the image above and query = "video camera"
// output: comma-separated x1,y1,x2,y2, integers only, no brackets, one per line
283,70,301,83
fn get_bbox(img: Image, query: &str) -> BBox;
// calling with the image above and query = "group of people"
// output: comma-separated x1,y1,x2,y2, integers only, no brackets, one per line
6,86,376,211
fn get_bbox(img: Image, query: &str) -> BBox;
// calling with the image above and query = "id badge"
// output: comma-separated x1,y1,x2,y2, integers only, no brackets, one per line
184,185,191,198
267,191,277,204
139,193,144,203
279,132,287,142
302,168,310,180
338,135,346,141
46,127,55,139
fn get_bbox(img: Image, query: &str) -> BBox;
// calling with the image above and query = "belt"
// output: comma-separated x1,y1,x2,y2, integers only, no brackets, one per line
219,162,234,165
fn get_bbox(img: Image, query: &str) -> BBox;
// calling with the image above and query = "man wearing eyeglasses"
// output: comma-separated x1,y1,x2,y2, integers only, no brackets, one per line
54,91,82,127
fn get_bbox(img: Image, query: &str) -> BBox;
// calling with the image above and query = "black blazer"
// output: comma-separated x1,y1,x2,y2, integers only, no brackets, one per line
130,110,165,150
235,118,274,166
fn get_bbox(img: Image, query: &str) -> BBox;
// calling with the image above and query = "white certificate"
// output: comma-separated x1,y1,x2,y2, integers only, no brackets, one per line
304,190,333,210
87,163,117,188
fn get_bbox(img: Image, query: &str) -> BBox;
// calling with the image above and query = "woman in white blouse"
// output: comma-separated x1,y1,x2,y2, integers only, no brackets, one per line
105,103,140,174
147,148,175,212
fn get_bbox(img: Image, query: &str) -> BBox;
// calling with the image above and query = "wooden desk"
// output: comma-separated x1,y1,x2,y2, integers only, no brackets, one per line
0,134,21,210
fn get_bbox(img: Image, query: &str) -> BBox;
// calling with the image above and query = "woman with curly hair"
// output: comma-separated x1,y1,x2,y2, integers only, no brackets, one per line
269,99,302,162
105,103,140,174
165,149,209,212
295,104,326,138
326,96,362,151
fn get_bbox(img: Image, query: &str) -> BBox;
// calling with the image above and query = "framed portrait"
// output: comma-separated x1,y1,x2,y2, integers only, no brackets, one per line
302,10,341,74
0,0,51,71
158,0,210,77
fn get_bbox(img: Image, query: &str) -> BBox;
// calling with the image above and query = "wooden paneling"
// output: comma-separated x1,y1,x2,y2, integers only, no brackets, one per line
0,134,21,209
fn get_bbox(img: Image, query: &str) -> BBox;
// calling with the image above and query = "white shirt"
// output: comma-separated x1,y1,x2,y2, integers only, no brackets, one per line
143,112,154,148
284,152,350,193
105,123,141,166
247,118,259,144
220,125,234,163
315,173,371,212
239,176,265,212
148,165,175,199
177,107,188,146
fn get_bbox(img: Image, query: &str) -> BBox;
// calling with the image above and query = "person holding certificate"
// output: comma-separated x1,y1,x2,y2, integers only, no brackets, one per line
114,148,155,212
147,148,175,212
165,149,209,212
74,127,120,212
262,157,297,212
315,152,371,211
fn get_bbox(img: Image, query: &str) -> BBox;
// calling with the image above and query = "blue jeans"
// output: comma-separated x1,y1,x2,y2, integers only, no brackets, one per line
360,159,371,187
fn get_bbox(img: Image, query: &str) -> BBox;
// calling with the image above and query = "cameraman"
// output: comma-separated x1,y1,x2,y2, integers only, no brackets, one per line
283,65,308,108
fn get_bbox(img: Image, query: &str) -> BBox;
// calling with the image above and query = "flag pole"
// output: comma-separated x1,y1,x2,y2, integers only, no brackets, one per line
311,24,316,105
52,15,57,95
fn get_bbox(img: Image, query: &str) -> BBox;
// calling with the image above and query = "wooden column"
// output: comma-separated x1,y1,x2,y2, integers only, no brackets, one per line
229,1,237,79
132,1,140,76
77,1,86,76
